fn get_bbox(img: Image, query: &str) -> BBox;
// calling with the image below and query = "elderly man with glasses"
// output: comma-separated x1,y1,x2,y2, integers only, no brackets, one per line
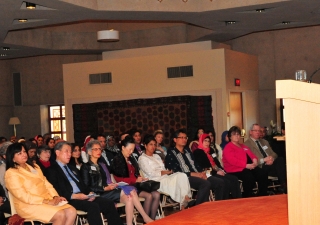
244,123,287,193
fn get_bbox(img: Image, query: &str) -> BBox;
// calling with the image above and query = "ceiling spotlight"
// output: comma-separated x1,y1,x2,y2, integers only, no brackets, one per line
3,47,10,51
225,21,237,25
26,2,36,9
281,21,291,25
18,19,28,23
0,54,7,57
255,9,265,13
97,29,120,42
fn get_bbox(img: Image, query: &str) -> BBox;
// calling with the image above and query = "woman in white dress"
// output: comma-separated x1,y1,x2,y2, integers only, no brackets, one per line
138,135,193,210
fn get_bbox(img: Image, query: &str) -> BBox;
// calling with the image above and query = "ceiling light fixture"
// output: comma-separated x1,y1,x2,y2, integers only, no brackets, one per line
26,2,36,9
281,21,291,25
0,54,7,57
3,47,10,50
255,9,265,13
18,19,28,23
97,29,119,42
225,21,237,25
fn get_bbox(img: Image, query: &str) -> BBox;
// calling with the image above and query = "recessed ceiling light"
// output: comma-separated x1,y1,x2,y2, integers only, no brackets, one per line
18,19,28,23
255,9,265,13
225,21,237,25
26,2,36,9
281,21,291,25
3,47,10,50
0,54,7,57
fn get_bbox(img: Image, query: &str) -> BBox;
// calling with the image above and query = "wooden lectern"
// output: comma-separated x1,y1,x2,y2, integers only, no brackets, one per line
276,80,320,225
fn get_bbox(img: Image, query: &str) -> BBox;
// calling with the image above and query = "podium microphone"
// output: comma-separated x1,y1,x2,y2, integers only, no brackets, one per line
308,67,320,83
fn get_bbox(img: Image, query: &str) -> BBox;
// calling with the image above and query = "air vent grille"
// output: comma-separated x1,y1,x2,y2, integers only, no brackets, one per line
167,65,193,78
89,73,112,84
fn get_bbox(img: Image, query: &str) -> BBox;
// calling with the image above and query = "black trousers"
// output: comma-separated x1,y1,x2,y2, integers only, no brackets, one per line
0,201,10,225
188,176,211,205
262,157,287,185
69,197,123,225
214,174,242,198
207,176,226,200
229,167,268,197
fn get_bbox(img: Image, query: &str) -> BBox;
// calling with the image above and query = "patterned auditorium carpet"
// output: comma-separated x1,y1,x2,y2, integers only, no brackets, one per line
151,195,288,225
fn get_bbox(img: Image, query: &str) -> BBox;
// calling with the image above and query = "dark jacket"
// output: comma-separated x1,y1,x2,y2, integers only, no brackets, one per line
46,161,91,200
193,148,223,175
165,147,202,177
110,152,140,178
80,161,109,194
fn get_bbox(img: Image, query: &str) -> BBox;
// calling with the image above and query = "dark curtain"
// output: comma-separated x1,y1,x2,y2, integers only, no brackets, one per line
73,95,214,147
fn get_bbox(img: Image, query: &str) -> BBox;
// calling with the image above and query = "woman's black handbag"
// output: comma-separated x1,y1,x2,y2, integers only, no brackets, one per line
137,180,160,192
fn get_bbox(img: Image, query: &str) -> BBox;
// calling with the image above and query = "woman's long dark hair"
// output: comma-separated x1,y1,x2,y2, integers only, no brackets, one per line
6,142,35,170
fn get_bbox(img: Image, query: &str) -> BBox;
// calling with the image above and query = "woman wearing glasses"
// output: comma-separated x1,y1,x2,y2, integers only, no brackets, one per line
80,140,153,225
222,126,269,197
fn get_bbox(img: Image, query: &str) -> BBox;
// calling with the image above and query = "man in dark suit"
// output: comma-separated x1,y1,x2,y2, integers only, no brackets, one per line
46,141,123,225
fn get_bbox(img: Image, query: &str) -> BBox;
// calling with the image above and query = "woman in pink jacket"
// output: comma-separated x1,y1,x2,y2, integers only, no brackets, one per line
222,126,269,197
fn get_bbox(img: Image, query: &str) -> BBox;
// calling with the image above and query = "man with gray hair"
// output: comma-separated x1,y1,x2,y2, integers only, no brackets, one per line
46,141,123,225
244,123,287,193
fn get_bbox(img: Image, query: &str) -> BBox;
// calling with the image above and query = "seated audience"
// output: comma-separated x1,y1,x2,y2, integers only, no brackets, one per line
0,138,7,145
244,123,287,193
153,130,167,160
128,129,145,160
139,135,193,209
42,133,51,146
69,143,83,170
10,136,16,143
24,141,37,163
207,130,223,166
106,135,120,157
36,145,52,176
97,134,115,165
259,126,268,140
189,128,204,152
220,131,229,150
46,141,123,225
46,137,56,161
35,135,44,147
81,140,153,224
193,134,242,199
165,129,226,203
223,126,269,197
81,135,93,163
5,142,76,225
111,135,160,220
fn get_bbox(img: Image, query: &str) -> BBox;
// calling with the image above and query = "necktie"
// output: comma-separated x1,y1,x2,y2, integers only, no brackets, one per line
64,165,79,182
255,140,267,158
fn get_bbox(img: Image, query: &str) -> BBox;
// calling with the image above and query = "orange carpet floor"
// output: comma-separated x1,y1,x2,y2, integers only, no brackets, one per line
151,194,288,225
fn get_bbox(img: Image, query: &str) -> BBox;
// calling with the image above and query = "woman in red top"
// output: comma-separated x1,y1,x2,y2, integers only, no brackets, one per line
111,135,160,220
222,126,269,197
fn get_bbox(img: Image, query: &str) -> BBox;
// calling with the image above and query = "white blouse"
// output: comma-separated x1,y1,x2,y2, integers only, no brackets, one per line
138,153,166,181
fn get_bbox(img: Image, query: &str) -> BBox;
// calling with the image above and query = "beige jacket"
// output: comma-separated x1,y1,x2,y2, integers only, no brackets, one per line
244,138,277,167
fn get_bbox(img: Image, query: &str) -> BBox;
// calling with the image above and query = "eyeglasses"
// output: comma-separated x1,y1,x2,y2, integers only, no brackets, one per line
91,148,102,151
251,130,260,132
176,136,188,140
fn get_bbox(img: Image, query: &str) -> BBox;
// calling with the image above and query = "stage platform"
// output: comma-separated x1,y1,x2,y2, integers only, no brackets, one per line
151,194,288,225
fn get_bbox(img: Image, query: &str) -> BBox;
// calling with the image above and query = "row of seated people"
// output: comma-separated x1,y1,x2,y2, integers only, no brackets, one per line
0,123,287,225
0,140,154,225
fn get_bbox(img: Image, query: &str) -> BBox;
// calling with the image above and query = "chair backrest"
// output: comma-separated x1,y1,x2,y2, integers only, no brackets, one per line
8,192,17,215
110,174,117,183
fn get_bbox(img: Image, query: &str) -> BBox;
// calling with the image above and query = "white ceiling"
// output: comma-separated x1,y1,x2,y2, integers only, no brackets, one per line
1,0,320,59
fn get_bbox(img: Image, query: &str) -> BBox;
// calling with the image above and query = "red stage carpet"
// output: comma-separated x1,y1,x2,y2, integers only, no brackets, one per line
151,195,288,225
